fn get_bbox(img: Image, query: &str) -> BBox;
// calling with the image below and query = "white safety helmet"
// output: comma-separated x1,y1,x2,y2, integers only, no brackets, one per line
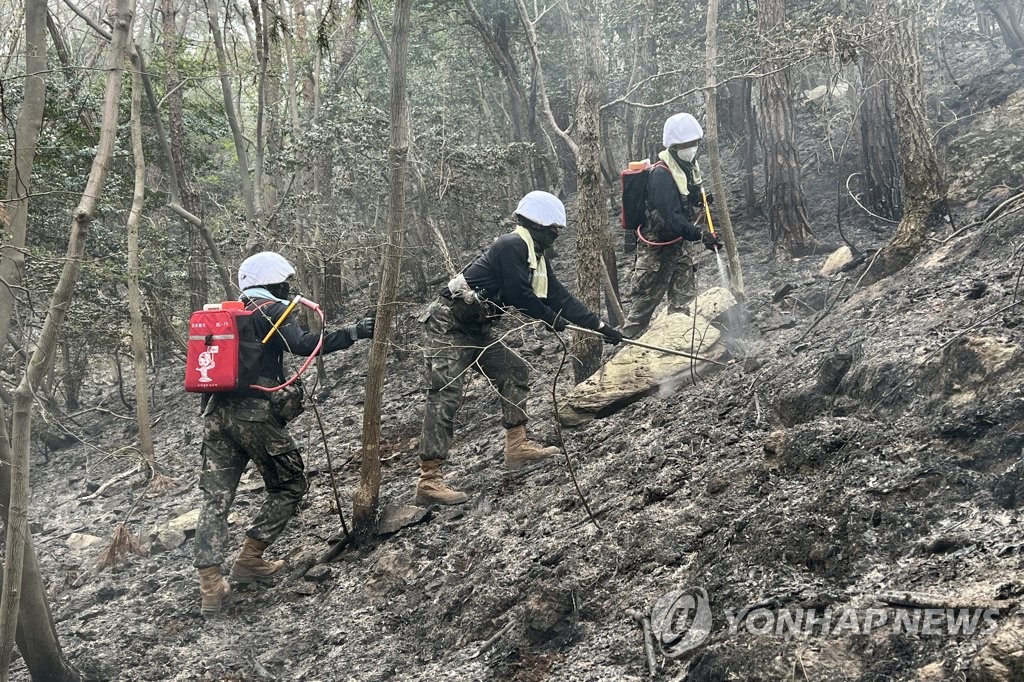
663,113,703,148
237,251,296,290
514,191,566,228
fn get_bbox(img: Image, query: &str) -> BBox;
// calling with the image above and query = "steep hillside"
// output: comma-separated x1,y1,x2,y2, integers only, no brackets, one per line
14,81,1024,682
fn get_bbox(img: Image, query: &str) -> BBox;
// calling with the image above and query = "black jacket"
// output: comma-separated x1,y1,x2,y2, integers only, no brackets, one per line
459,234,601,330
242,297,354,385
644,163,704,243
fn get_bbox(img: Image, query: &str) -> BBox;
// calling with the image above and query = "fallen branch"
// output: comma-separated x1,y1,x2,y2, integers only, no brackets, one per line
626,608,658,677
80,463,146,501
312,400,350,541
876,590,999,611
469,619,517,659
795,279,849,344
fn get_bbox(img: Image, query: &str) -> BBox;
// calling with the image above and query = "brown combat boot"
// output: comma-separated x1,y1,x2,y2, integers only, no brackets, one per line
414,459,469,506
198,565,231,616
503,425,560,469
230,537,285,584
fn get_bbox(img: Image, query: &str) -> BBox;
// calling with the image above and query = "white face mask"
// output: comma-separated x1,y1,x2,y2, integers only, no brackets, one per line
676,146,698,163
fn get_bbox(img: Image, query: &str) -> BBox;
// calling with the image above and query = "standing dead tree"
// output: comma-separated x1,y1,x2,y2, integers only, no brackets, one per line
126,51,157,477
756,0,817,256
353,0,411,542
862,0,947,284
0,0,137,677
704,0,745,298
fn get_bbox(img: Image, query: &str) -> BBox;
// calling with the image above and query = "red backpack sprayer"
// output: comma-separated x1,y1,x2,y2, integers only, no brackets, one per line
184,295,326,394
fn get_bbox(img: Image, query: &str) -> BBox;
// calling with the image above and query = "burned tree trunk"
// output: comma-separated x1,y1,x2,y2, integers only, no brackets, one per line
571,0,607,383
858,0,901,222
353,0,411,541
756,0,816,256
864,0,947,283
985,1,1024,58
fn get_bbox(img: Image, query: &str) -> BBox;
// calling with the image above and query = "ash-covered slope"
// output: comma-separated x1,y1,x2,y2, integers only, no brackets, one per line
19,68,1024,681
22,191,1022,682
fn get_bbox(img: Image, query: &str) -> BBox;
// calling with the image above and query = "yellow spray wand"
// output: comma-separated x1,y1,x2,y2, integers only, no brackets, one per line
261,295,301,344
701,187,716,237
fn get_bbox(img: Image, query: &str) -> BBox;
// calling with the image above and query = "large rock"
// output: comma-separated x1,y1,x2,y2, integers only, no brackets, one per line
66,533,104,551
968,616,1024,682
687,286,739,325
820,246,854,277
165,509,201,536
558,309,725,425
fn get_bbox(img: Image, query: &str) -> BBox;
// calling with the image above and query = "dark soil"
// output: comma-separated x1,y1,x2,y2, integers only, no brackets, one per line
10,64,1024,682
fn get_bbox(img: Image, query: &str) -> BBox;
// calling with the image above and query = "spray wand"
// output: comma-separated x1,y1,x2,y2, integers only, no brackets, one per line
700,187,721,251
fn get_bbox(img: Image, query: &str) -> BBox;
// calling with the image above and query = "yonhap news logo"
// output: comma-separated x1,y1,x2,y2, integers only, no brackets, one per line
649,587,713,656
645,587,1000,659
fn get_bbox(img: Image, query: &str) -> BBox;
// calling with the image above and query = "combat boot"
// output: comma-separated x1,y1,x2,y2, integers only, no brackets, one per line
503,425,560,469
414,459,469,505
198,565,231,616
230,537,285,583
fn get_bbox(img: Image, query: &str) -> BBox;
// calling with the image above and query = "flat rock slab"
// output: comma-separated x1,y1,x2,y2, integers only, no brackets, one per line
66,532,104,551
377,504,430,535
687,286,740,324
558,308,726,426
166,509,201,535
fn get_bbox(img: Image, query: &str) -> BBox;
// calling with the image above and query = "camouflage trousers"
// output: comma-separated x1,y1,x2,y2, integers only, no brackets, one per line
622,240,695,339
193,396,309,568
419,298,530,462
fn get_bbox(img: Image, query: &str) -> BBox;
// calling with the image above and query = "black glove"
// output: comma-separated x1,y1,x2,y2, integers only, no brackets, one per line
354,317,375,339
342,317,374,343
597,322,624,345
702,230,723,251
703,191,715,206
549,316,568,333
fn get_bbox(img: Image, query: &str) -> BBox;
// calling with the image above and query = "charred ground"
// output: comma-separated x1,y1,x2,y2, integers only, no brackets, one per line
9,65,1024,682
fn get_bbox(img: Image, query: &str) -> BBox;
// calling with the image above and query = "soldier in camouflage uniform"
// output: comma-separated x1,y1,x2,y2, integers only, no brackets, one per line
623,113,722,339
416,192,624,506
194,251,374,616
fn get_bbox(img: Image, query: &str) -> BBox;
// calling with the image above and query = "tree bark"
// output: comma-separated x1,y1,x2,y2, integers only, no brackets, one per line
864,0,947,283
741,78,759,216
0,0,47,357
162,0,209,311
570,0,606,383
0,3,79,679
704,0,745,298
0,0,136,675
353,0,410,541
985,1,1024,56
207,0,259,230
127,51,156,470
858,0,901,222
0,415,79,682
756,0,816,256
